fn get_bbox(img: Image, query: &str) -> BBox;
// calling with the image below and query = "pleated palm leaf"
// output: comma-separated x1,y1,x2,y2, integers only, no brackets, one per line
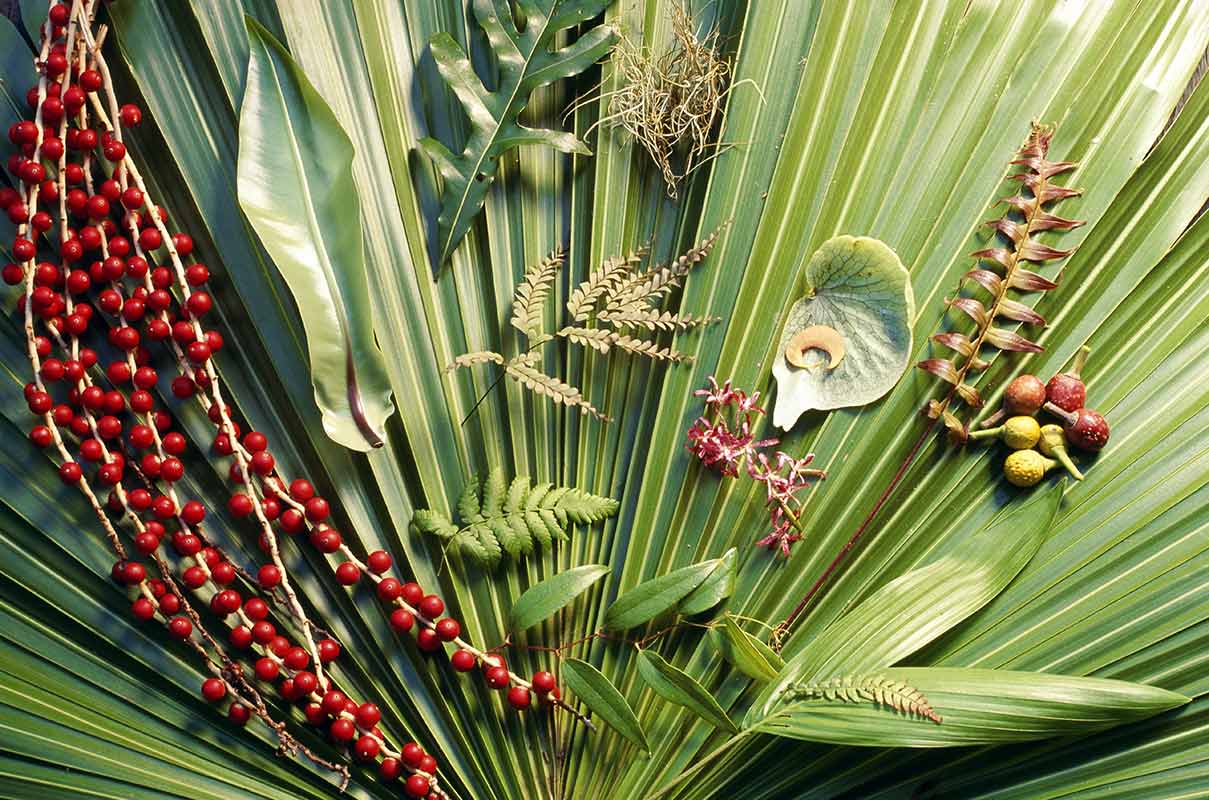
1,1,1206,799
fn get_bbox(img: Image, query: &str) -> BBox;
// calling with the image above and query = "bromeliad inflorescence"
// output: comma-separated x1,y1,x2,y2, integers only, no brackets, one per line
686,377,826,556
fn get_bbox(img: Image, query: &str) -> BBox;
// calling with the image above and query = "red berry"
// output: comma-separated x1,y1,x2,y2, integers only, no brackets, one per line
418,594,445,619
242,430,268,452
321,690,347,716
329,718,355,742
251,621,276,645
131,597,156,620
376,578,402,602
303,702,326,726
404,775,430,798
309,528,342,553
250,450,275,475
435,618,460,642
354,734,380,761
173,233,194,256
335,561,360,585
354,702,380,729
304,497,329,522
531,671,557,694
228,703,251,726
210,561,236,585
451,649,477,672
80,69,102,91
400,742,424,768
389,608,415,632
292,671,317,696
119,103,142,127
289,479,314,501
1058,407,1110,452
243,597,269,621
201,678,226,703
228,494,254,517
507,686,532,710
254,657,279,682
181,501,206,526
317,638,341,663
379,757,402,782
283,647,309,670
229,626,253,649
58,461,82,484
186,264,209,285
168,616,192,639
418,754,437,775
210,589,241,616
416,628,441,652
485,666,510,689
366,550,392,574
400,582,424,605
182,566,207,589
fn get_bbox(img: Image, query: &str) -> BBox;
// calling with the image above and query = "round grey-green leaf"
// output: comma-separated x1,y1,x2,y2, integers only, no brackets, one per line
772,235,914,429
509,565,610,632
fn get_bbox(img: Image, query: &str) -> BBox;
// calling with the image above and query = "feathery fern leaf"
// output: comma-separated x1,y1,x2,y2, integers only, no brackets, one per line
510,249,563,339
782,675,942,724
411,470,619,568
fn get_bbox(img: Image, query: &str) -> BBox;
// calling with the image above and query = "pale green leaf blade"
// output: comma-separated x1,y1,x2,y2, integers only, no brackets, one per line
562,659,649,752
772,235,914,428
752,668,1189,747
509,565,610,631
711,616,785,683
678,547,736,616
636,650,738,733
237,18,394,450
604,559,719,631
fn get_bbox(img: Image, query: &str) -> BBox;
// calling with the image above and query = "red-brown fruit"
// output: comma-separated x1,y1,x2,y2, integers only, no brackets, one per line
507,686,532,710
1004,374,1046,415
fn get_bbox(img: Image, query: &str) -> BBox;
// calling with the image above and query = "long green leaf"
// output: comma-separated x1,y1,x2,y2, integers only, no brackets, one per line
637,650,738,733
562,658,649,752
678,547,736,616
509,564,610,631
604,559,720,630
710,616,785,683
751,667,1189,747
238,17,395,450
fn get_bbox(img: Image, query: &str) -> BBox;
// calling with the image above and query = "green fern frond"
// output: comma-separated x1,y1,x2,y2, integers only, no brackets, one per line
412,470,619,569
511,250,563,339
782,675,943,724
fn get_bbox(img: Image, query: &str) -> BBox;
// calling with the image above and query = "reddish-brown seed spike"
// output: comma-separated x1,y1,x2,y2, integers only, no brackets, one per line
946,296,989,327
925,399,944,419
1036,184,1082,204
955,383,983,408
931,332,973,357
1020,241,1072,262
998,194,1035,215
1029,212,1084,232
964,268,1002,295
969,247,1014,270
967,355,990,371
917,358,960,385
983,327,1044,353
995,298,1046,326
941,410,967,443
1008,268,1058,292
985,218,1027,244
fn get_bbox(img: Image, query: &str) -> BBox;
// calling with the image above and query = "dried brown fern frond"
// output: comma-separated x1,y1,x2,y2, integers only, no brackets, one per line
447,228,723,422
600,5,734,197
918,123,1084,443
783,675,943,724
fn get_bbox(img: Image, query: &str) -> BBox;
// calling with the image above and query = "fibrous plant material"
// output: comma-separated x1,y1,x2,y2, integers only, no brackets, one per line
420,0,617,272
411,469,620,568
3,2,585,793
918,123,1084,443
600,5,733,197
447,227,723,420
780,675,942,724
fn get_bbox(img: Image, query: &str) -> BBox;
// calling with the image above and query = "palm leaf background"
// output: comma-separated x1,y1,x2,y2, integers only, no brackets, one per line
0,1,1206,798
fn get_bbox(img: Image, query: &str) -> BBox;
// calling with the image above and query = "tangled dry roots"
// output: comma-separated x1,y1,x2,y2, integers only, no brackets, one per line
603,6,732,197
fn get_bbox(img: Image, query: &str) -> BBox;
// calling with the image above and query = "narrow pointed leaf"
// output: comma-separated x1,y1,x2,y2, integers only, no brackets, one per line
752,668,1188,747
604,559,719,630
711,616,785,683
636,650,738,733
237,19,393,451
562,659,648,752
678,547,736,616
509,565,610,631
984,326,1045,352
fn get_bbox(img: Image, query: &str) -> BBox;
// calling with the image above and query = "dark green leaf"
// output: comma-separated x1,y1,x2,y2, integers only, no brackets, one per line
562,659,648,752
237,18,394,450
604,559,720,630
509,565,610,631
636,650,737,733
678,547,736,616
710,616,784,683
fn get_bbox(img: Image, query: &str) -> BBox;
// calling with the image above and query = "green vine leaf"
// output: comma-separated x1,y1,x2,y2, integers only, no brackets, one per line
771,235,914,430
420,0,618,272
636,650,738,733
411,469,618,569
678,547,736,616
604,558,719,631
509,565,611,631
709,615,784,683
237,19,395,451
563,658,649,752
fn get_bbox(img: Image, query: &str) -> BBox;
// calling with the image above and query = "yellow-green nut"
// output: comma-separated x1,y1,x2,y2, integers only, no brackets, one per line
1002,416,1041,450
1037,423,1085,480
1003,449,1057,487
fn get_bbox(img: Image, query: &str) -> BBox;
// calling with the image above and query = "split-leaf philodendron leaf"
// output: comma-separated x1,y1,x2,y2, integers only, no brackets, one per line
420,0,617,273
238,19,395,451
772,235,914,429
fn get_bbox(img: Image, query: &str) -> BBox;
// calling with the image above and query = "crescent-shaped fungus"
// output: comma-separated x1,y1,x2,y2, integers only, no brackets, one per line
785,325,846,371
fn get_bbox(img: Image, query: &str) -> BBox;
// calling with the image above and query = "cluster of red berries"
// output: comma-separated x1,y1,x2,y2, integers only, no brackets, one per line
6,4,465,797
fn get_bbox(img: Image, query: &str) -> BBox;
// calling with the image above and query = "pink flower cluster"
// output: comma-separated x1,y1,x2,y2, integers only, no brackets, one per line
685,377,826,556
